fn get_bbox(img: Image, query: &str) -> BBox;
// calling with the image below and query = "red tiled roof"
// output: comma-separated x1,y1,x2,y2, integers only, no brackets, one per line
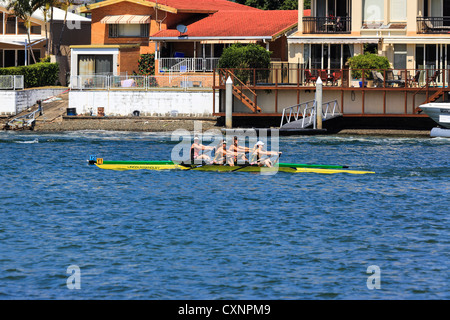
145,0,261,12
151,10,298,38
303,9,311,17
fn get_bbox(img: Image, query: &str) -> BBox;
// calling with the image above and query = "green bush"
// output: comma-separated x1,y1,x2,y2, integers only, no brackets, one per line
347,53,390,79
136,53,155,76
0,62,59,88
218,44,272,83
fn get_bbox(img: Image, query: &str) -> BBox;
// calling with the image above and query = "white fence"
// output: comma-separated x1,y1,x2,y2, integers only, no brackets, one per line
159,58,219,73
0,75,25,90
70,75,212,91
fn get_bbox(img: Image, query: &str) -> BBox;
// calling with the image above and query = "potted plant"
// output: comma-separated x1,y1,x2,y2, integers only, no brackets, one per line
348,53,390,88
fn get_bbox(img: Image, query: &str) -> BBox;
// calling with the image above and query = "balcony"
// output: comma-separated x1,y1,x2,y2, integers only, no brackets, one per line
303,17,351,34
417,17,450,34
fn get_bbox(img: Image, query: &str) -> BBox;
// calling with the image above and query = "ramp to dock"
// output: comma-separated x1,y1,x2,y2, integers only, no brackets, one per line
280,100,342,130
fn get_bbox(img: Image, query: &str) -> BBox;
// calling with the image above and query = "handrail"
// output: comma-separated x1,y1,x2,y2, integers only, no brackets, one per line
280,100,316,128
280,99,341,129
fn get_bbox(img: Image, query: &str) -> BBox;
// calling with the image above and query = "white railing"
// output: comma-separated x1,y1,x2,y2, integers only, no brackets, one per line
280,100,317,128
70,75,212,91
159,58,219,73
0,75,24,90
70,75,109,90
109,76,147,89
280,99,342,129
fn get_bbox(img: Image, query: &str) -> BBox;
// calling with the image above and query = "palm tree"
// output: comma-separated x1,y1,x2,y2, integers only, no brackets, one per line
6,0,42,64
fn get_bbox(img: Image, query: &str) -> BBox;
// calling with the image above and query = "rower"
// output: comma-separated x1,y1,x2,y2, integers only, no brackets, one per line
250,141,281,167
191,136,214,163
212,140,228,165
227,136,250,166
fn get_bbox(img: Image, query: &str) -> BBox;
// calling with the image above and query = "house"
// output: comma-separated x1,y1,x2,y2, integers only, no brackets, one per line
290,0,450,83
72,0,298,77
151,9,298,75
0,1,90,69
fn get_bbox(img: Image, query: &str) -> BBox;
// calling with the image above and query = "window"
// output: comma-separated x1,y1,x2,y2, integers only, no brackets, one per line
0,50,3,68
6,16,16,34
393,44,407,69
78,55,113,75
109,24,149,38
30,24,41,35
363,0,384,23
390,0,407,22
17,19,27,34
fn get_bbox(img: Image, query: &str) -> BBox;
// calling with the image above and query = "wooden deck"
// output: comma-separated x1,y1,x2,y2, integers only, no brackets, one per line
213,68,450,117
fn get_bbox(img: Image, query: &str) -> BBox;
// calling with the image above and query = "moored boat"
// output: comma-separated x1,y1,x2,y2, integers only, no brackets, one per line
419,102,450,129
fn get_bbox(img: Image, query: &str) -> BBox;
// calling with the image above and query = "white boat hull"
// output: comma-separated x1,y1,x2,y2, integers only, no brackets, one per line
419,103,450,129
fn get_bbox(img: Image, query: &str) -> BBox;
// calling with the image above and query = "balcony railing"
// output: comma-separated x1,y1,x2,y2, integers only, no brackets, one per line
158,58,220,73
417,17,450,34
303,16,351,34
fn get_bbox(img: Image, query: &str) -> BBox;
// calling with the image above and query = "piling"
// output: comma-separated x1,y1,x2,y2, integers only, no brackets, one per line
316,77,323,130
226,76,233,129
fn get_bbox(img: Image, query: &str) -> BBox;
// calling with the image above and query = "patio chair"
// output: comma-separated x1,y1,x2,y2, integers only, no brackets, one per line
331,71,342,86
335,16,344,32
372,71,384,87
408,70,421,88
386,70,405,87
304,70,317,86
426,70,440,87
319,69,333,85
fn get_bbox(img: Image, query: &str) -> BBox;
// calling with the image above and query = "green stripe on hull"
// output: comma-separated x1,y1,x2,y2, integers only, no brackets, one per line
100,160,347,170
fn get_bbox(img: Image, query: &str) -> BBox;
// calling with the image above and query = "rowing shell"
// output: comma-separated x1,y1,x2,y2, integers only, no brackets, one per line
89,159,375,175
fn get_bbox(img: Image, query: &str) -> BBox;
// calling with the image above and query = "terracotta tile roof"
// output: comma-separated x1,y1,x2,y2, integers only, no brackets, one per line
151,10,298,39
145,0,261,12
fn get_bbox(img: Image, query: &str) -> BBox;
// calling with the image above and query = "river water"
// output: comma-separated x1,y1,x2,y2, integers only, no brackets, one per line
0,131,448,300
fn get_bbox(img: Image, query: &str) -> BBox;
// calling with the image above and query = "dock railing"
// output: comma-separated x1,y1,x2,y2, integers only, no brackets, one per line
215,68,450,89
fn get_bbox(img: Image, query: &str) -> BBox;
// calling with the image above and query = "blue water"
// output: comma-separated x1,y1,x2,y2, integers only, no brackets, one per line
0,131,448,300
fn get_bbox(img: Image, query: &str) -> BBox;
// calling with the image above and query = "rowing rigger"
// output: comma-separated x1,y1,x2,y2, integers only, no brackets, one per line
88,156,375,175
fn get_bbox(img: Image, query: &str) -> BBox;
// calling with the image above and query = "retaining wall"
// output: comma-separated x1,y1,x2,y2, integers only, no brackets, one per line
0,88,68,115
69,90,219,116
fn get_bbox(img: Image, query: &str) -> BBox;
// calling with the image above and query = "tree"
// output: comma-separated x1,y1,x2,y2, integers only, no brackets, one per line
232,0,311,10
218,44,272,83
6,0,42,64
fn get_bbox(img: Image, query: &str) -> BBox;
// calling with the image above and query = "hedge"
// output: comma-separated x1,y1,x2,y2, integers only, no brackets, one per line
0,62,59,88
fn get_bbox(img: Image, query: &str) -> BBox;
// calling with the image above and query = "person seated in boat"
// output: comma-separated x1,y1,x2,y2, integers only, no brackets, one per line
190,136,214,163
212,140,228,165
250,141,281,167
227,136,250,166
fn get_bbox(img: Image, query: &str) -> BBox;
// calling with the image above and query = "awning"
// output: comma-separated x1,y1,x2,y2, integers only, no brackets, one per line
100,15,151,24
288,37,380,44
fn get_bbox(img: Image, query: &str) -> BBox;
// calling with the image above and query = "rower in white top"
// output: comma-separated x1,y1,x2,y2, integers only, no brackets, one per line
250,141,281,167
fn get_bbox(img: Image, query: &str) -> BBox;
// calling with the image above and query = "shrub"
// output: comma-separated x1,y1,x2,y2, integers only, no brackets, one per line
0,62,59,88
136,53,155,76
347,53,390,79
218,44,272,83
